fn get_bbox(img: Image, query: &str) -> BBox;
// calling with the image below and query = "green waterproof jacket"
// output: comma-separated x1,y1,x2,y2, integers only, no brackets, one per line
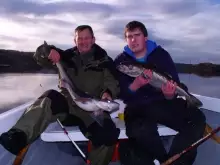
33,43,120,100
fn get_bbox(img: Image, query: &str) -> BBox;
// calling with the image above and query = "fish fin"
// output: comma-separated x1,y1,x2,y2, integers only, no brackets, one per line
43,40,51,55
142,63,174,81
179,82,188,92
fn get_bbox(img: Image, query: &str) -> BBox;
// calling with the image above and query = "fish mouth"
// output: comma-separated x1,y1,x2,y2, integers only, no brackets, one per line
117,65,133,74
116,62,144,76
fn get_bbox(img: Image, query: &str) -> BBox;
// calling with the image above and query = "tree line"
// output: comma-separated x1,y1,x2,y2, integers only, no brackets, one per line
1,49,220,77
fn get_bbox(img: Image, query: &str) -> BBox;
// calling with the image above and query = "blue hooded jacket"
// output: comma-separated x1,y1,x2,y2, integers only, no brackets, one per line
114,40,180,106
123,40,158,63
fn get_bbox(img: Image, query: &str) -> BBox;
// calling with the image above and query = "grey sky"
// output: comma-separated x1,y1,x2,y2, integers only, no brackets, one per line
0,0,220,63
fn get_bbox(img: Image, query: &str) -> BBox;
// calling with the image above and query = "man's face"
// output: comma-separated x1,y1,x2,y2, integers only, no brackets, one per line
125,28,147,54
74,28,95,53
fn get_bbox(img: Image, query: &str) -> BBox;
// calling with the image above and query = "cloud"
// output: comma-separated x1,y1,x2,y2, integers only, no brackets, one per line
0,0,115,17
0,0,220,63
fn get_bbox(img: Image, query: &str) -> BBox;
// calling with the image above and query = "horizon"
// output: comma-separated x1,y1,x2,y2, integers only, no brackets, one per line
0,0,220,64
1,47,219,65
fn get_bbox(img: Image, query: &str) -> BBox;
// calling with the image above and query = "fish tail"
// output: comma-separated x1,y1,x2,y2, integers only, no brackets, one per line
188,94,203,107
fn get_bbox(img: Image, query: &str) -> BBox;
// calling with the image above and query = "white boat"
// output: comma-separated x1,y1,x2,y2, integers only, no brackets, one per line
0,93,219,165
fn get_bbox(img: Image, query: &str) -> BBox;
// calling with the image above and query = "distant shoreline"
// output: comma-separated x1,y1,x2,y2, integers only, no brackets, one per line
175,62,220,77
1,49,220,77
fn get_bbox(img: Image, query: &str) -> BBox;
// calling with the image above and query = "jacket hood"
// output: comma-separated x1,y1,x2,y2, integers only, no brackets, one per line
123,40,158,62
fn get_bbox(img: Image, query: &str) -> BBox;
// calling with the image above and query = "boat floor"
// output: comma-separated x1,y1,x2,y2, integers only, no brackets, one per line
0,108,219,165
0,138,122,165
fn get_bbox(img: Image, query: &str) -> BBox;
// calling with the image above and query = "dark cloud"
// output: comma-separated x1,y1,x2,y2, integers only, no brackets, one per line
147,29,175,47
151,37,175,47
111,1,202,19
50,43,73,50
169,49,220,64
158,1,202,17
103,19,175,48
10,15,75,27
103,21,125,40
102,18,154,40
0,0,115,18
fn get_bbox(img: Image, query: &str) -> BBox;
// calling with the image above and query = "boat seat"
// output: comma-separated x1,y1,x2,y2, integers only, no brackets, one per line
40,118,178,142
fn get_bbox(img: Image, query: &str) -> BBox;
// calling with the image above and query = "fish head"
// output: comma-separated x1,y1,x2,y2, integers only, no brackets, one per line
117,63,144,77
34,41,51,59
74,98,120,112
96,100,120,112
74,98,100,111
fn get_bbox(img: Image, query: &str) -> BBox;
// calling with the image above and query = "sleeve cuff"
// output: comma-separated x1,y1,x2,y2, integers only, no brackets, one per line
100,88,113,98
128,87,136,93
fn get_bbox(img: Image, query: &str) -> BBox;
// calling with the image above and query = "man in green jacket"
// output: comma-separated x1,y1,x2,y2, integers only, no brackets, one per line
0,25,120,165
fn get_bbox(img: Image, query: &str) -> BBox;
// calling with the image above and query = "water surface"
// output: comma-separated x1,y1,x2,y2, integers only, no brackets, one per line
0,73,220,112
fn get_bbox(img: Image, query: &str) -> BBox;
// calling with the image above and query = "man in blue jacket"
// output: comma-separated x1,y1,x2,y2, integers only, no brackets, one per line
114,21,206,165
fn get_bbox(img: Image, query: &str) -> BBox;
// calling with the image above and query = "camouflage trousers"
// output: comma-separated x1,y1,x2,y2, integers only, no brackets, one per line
12,89,120,165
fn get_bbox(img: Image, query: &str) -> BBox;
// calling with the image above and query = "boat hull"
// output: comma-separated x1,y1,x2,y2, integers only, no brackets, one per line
0,94,219,165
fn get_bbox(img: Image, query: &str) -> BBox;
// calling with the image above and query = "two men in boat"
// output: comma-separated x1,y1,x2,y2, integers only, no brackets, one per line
114,21,206,165
0,21,206,165
0,25,121,165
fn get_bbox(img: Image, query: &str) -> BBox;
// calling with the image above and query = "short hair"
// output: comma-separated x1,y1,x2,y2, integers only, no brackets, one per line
124,21,148,37
74,25,94,37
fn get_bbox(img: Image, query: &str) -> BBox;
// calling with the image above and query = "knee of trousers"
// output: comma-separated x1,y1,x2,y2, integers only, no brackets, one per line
186,108,206,139
88,119,120,146
190,108,206,129
38,89,69,115
124,115,157,141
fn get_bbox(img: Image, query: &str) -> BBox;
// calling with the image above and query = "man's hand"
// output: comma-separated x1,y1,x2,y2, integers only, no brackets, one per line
161,80,177,99
48,49,60,64
94,92,112,116
58,79,67,89
101,92,112,100
129,69,153,91
93,92,111,117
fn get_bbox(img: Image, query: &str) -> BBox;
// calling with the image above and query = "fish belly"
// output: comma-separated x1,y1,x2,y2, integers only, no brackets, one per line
150,72,168,89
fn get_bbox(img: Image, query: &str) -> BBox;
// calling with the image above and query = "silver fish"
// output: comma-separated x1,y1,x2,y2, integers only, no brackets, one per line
42,41,120,113
117,62,203,107
74,98,120,112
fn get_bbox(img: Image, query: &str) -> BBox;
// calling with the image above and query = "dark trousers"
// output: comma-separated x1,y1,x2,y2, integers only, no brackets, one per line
121,98,206,165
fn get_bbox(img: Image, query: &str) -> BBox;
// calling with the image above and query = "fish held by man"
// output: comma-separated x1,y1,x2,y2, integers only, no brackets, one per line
42,41,120,113
74,97,120,112
56,68,120,113
117,62,203,108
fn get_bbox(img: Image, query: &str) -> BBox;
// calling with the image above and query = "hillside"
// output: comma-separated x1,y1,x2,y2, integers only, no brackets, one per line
0,49,220,77
175,62,220,77
0,49,55,74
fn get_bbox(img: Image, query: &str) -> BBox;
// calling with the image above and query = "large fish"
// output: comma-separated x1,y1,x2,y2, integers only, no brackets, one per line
60,79,120,113
38,41,120,113
117,61,203,107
